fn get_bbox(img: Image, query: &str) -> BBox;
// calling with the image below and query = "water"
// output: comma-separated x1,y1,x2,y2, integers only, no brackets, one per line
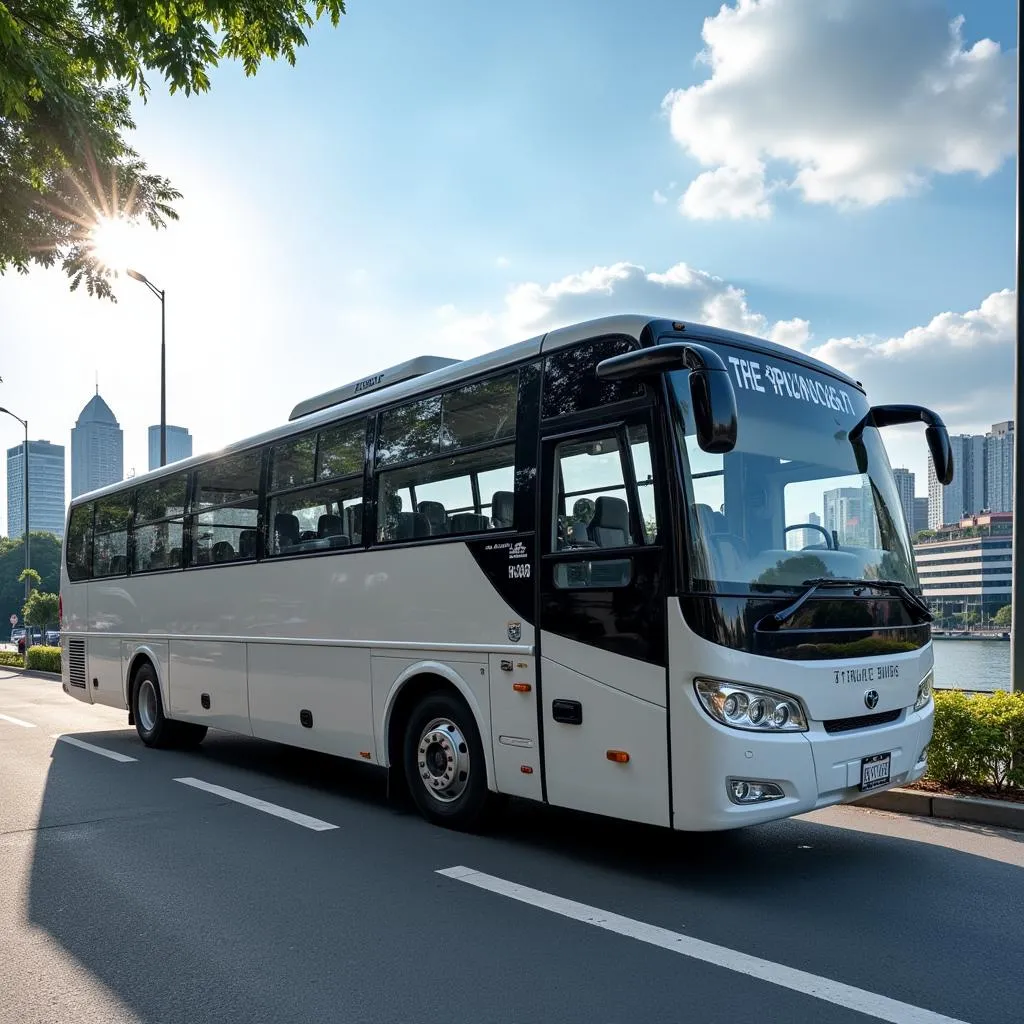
932,639,1011,692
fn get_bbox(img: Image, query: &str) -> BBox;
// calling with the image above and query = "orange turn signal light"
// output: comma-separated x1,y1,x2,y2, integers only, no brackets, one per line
606,750,630,764
512,682,532,693
359,751,372,759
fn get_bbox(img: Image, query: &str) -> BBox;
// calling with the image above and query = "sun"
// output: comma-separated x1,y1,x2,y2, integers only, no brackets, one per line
90,216,139,273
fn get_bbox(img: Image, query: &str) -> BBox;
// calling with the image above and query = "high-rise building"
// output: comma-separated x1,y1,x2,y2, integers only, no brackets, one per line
928,433,985,529
986,420,1014,514
6,440,66,539
148,425,193,471
892,468,915,531
823,486,877,548
913,497,929,535
71,392,123,498
927,422,1014,527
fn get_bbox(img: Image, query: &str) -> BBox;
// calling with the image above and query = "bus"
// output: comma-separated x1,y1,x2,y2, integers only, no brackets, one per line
59,315,952,832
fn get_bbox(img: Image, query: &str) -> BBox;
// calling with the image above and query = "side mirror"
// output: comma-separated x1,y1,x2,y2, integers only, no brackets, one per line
596,342,737,453
850,404,954,485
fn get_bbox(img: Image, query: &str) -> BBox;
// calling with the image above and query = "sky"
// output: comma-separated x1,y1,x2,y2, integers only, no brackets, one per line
0,0,1017,535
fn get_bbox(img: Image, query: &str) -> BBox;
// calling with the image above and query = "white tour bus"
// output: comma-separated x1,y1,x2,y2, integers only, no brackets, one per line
59,315,952,831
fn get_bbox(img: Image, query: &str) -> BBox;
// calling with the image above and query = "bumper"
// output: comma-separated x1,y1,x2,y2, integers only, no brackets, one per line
672,696,934,831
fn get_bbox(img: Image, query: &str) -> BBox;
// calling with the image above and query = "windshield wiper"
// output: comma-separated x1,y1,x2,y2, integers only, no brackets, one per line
757,577,933,631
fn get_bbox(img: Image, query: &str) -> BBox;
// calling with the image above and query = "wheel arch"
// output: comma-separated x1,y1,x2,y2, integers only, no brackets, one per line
381,661,495,792
124,645,168,725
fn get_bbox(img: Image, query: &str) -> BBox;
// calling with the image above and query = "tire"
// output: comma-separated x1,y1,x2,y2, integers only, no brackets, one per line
131,662,207,749
403,691,491,831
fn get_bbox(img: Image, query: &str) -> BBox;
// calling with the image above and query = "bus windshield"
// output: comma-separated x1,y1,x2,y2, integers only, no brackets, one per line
669,345,918,595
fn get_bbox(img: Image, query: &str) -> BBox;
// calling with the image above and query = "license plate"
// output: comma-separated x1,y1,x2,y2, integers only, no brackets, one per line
860,752,891,792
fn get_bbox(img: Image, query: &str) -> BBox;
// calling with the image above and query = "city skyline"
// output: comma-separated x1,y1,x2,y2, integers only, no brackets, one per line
5,440,66,540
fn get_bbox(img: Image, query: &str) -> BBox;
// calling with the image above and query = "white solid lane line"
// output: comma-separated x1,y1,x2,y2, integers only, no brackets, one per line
174,777,339,831
437,866,970,1024
0,712,36,728
52,734,138,762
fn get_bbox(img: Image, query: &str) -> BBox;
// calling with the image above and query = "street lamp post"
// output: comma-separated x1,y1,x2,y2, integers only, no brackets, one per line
127,268,167,467
1013,2,1023,693
0,407,29,606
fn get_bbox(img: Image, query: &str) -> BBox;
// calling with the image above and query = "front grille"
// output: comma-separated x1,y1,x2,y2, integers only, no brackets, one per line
823,708,901,734
68,639,87,689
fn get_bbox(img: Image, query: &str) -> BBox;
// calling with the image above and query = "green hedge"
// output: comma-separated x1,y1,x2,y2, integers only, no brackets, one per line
928,690,1024,790
0,649,23,668
25,645,61,674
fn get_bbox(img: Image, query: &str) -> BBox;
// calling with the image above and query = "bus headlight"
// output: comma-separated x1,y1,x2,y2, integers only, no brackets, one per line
914,670,933,711
694,678,808,732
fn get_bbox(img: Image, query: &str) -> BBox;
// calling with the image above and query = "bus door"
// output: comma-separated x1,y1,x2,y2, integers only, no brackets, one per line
537,414,671,826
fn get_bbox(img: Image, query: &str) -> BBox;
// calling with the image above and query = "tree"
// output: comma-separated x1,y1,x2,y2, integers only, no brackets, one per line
993,604,1012,628
23,588,58,633
0,1,346,299
0,532,60,631
18,567,41,591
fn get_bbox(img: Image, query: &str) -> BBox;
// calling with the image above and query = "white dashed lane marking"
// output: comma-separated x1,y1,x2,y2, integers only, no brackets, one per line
0,712,36,728
438,866,970,1024
53,734,138,762
174,777,339,831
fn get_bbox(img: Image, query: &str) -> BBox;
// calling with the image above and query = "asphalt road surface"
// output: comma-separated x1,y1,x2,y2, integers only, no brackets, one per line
2,667,1022,1024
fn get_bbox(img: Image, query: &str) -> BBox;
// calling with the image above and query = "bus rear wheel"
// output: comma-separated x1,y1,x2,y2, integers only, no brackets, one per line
403,692,490,831
131,663,207,749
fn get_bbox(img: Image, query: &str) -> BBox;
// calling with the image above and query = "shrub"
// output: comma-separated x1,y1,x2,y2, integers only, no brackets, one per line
928,690,1024,790
0,649,24,668
25,644,61,674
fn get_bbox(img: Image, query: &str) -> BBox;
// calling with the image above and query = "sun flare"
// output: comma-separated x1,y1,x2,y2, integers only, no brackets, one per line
90,216,139,273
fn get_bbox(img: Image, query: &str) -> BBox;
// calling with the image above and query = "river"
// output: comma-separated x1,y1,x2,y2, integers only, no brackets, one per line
932,638,1011,692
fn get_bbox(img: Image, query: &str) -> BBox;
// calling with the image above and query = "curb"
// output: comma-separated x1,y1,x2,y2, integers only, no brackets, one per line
854,787,1024,832
0,665,61,682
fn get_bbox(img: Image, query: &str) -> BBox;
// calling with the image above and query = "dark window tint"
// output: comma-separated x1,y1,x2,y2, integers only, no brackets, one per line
441,373,518,450
378,443,515,542
195,451,261,508
542,337,645,419
135,474,188,525
270,435,316,492
377,396,442,466
192,505,259,565
268,480,364,556
66,504,93,582
134,521,184,572
317,421,365,480
93,495,131,577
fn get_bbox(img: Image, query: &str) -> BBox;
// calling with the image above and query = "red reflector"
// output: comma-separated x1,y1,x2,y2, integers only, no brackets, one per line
512,682,531,693
520,765,534,774
606,750,630,764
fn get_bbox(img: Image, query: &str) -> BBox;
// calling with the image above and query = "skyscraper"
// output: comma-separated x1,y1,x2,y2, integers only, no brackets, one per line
892,468,915,531
148,425,193,471
71,392,124,498
913,497,929,535
927,423,1014,528
928,433,985,529
6,440,66,539
986,420,1014,513
823,486,877,548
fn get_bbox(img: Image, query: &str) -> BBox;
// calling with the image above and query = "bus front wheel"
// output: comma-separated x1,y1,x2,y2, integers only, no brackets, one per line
403,691,491,831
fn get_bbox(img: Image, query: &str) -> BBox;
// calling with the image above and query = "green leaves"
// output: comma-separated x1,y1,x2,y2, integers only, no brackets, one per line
929,689,1024,791
0,1,346,297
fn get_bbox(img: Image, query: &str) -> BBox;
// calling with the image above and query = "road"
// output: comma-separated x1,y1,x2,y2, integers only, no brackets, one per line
1,668,1022,1024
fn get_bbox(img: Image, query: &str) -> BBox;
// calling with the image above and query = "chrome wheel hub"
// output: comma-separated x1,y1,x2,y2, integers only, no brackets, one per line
138,678,158,732
417,717,470,804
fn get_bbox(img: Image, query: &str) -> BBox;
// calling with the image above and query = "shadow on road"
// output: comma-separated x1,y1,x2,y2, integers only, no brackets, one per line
23,727,1023,1024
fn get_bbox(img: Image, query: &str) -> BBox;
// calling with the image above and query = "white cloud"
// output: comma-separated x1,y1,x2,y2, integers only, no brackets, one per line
652,189,669,205
663,1,1015,218
495,256,511,268
678,163,771,219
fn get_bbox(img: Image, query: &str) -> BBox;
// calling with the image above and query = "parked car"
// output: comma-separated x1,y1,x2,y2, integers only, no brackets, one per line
44,630,60,646
10,627,25,645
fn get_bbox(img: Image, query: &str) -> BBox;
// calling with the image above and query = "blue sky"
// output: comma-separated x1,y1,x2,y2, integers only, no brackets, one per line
0,0,1017,531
